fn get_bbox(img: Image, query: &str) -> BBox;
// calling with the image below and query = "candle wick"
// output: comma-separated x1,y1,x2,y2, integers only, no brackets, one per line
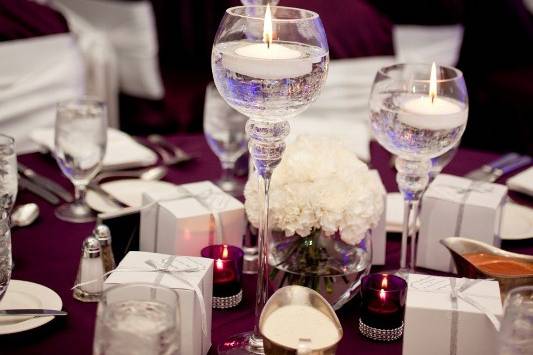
431,94,435,104
267,40,270,49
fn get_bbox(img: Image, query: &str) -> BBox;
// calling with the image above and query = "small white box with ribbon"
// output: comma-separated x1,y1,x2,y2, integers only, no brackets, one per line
403,274,502,355
140,181,246,256
417,174,507,272
104,251,213,355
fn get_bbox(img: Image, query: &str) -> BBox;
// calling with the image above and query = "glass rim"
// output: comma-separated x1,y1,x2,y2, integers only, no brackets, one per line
0,134,15,146
377,63,464,83
57,96,106,110
226,5,319,22
101,282,179,305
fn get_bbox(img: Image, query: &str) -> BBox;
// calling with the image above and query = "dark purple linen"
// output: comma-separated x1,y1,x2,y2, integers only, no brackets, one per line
3,136,532,354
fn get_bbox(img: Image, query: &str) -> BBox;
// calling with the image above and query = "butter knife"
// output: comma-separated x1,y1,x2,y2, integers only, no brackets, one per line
18,163,73,202
464,153,520,180
19,176,60,205
0,309,68,317
87,182,128,208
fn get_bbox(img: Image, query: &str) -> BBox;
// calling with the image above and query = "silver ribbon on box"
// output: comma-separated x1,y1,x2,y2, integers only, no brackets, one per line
149,185,230,249
411,276,501,355
73,256,209,336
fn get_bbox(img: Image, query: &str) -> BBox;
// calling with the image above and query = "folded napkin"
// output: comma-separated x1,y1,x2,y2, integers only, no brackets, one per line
30,128,157,170
506,167,533,197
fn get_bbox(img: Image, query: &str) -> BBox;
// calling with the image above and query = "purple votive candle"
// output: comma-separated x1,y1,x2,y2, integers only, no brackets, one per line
360,273,407,329
201,244,244,297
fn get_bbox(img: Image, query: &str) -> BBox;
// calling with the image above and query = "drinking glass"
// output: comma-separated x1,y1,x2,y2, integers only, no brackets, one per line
93,283,180,355
54,98,107,223
369,63,468,272
0,217,11,301
212,5,329,354
204,84,248,196
498,286,533,355
0,134,18,215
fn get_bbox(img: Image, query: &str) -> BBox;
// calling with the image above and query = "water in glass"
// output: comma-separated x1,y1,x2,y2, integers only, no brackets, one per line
0,135,17,213
0,218,11,301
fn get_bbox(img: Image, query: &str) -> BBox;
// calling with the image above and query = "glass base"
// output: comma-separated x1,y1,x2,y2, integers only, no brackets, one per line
216,178,244,197
218,332,264,355
55,202,96,223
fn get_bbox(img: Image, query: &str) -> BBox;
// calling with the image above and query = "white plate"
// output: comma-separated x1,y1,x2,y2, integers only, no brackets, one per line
86,179,177,213
0,280,62,335
500,202,533,240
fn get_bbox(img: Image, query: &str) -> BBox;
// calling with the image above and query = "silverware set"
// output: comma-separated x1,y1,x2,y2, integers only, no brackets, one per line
464,153,532,182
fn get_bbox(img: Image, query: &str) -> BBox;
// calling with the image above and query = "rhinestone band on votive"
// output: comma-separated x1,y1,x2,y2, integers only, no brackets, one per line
213,289,243,309
358,319,404,341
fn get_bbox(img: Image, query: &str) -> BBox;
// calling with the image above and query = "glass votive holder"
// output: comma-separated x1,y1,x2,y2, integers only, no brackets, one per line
359,273,408,342
201,244,244,309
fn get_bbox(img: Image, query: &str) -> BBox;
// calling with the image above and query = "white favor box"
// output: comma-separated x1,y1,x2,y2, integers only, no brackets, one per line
403,274,502,355
104,251,213,355
140,181,246,256
417,174,507,272
370,170,387,265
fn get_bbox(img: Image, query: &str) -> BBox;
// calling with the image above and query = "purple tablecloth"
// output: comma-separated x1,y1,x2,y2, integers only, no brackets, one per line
3,135,532,354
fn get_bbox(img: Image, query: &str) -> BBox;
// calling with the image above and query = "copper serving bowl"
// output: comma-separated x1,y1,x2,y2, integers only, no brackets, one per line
440,237,533,298
259,285,343,355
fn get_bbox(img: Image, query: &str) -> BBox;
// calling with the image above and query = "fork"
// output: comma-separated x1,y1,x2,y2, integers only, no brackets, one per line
147,135,193,165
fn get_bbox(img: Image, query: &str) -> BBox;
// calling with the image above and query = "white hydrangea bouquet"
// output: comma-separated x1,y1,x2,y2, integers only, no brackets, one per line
244,135,384,245
244,136,385,302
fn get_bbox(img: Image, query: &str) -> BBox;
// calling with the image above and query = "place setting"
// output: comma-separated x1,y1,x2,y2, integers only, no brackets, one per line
0,1,532,355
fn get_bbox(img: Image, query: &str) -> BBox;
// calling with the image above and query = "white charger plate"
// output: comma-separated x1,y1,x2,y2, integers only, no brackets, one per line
501,202,533,240
0,280,62,335
86,179,177,213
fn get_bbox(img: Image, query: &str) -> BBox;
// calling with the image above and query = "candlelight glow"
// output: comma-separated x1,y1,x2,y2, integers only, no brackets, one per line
222,245,228,259
263,4,273,48
381,275,388,289
216,258,224,270
429,62,437,102
379,288,386,301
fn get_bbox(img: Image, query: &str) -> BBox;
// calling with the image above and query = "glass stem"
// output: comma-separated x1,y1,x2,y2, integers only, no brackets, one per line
220,161,235,183
74,184,87,206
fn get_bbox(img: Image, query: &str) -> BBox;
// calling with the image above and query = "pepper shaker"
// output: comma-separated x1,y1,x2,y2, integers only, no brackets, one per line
93,224,115,273
73,236,105,302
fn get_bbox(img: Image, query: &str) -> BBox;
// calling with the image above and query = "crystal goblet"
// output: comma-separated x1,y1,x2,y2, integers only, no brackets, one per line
212,5,329,354
369,63,468,272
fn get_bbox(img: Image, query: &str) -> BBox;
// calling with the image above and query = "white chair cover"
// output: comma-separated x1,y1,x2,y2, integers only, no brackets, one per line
0,33,84,153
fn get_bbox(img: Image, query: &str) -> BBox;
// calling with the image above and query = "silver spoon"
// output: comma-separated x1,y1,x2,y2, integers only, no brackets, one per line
11,203,40,227
94,166,167,184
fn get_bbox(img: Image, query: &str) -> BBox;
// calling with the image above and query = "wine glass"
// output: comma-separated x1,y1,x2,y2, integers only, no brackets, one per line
93,283,180,355
204,83,248,196
212,5,329,354
369,63,468,272
54,98,107,223
0,217,11,301
498,286,533,355
0,134,18,216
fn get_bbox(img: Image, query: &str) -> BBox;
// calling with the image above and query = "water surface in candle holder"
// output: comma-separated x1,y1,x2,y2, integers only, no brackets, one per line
360,273,407,330
201,244,244,297
262,304,340,350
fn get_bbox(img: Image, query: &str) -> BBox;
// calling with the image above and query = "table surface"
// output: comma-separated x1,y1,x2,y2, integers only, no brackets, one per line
3,134,532,355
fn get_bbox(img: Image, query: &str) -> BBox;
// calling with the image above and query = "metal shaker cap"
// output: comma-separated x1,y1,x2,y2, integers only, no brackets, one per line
93,224,111,246
82,236,102,258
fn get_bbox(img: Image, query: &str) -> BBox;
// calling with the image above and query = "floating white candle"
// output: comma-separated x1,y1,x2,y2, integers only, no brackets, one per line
262,305,340,350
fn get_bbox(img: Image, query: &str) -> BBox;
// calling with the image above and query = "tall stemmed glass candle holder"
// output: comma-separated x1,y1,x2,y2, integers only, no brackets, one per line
369,63,468,273
212,5,329,354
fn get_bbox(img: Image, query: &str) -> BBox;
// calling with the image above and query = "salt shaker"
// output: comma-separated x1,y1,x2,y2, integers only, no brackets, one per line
73,236,105,302
93,224,115,273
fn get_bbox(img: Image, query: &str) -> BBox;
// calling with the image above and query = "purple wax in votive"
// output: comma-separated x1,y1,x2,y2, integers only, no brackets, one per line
360,273,407,329
201,244,244,297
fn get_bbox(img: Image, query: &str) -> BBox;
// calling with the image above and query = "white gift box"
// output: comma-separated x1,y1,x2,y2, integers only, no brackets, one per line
369,170,387,265
417,174,507,272
403,274,502,355
104,251,213,355
140,181,246,256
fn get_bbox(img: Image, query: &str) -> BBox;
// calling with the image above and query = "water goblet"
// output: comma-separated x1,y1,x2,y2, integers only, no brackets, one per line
93,283,180,355
54,98,107,223
498,286,533,355
212,5,329,354
0,217,11,301
0,134,17,216
204,84,248,196
369,63,468,272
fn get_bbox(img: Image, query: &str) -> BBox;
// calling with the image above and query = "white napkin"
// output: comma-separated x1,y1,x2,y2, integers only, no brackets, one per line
506,167,533,197
30,127,157,170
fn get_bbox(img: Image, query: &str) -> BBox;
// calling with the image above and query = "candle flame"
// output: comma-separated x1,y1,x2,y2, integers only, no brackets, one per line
380,288,386,302
222,245,228,259
429,62,437,103
263,4,273,49
216,258,223,270
381,275,388,289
